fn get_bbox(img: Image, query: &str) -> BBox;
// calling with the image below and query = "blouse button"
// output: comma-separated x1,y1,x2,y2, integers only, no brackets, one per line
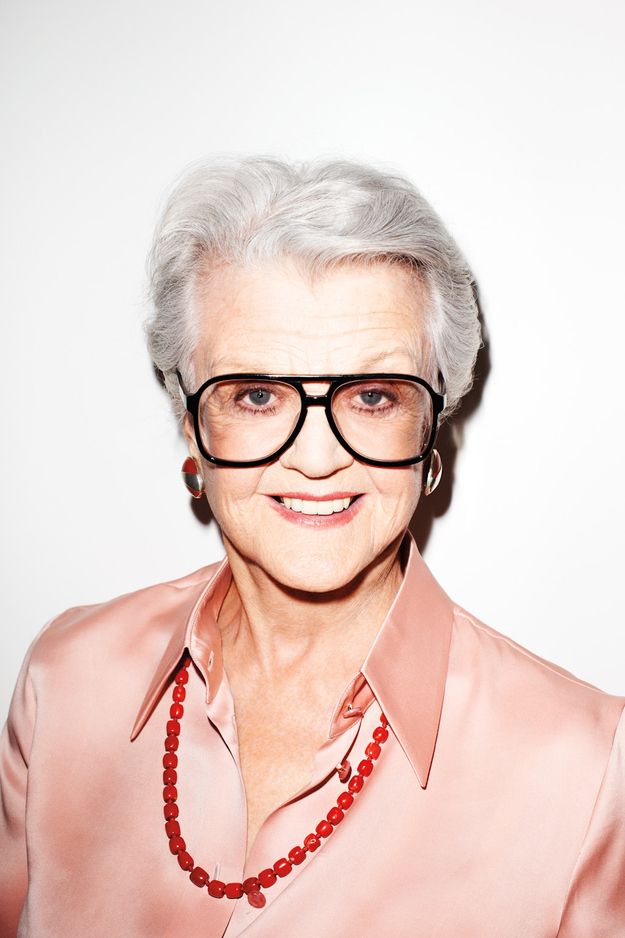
336,759,351,782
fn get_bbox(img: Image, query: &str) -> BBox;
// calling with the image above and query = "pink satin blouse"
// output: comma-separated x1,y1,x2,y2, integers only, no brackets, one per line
1,531,624,937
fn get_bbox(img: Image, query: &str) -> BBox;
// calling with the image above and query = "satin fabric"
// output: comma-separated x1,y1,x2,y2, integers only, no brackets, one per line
1,530,624,937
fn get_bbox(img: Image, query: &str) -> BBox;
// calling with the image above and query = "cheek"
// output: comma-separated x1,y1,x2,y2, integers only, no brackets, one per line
202,466,265,522
369,466,422,502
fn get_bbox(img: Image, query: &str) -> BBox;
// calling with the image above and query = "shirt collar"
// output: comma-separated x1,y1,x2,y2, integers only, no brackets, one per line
130,530,454,789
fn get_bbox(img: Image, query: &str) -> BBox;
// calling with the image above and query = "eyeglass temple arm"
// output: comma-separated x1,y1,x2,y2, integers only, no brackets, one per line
437,370,447,407
175,369,190,407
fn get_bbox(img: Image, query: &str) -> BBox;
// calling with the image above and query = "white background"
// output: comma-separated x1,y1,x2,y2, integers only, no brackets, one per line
1,0,624,720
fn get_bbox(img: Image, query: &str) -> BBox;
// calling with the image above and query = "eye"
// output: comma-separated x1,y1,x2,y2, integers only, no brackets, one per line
358,389,386,406
245,387,273,406
234,385,276,408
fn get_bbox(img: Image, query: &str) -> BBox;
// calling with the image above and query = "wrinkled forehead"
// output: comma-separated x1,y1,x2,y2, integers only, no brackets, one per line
190,257,432,377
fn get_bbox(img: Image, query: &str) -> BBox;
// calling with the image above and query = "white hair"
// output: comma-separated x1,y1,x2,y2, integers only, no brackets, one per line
143,154,482,424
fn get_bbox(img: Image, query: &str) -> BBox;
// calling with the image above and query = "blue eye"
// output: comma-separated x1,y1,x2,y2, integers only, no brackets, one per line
248,388,272,406
359,390,384,406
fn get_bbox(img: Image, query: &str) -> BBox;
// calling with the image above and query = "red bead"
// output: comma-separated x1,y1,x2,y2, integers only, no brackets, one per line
247,890,266,908
177,850,194,870
327,806,344,825
242,877,261,894
348,774,364,793
207,879,226,898
273,857,292,878
258,868,277,888
164,802,179,820
373,726,388,743
380,712,388,726
358,759,373,777
170,703,184,719
163,768,177,785
169,835,186,855
288,846,306,865
163,785,178,802
176,669,189,685
163,752,178,769
173,686,186,702
165,735,179,753
165,819,180,838
190,866,208,887
366,742,381,760
167,720,180,737
225,882,243,899
315,820,333,838
303,833,321,852
337,791,354,810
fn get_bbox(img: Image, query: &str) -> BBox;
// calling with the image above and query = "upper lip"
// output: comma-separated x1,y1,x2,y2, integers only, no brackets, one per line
267,492,362,501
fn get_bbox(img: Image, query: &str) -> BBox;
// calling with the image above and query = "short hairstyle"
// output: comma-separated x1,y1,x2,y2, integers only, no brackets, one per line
143,154,482,424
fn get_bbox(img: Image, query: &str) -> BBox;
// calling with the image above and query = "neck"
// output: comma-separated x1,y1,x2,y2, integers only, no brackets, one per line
217,533,408,689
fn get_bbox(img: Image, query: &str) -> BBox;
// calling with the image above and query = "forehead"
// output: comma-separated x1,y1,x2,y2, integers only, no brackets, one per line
192,257,430,374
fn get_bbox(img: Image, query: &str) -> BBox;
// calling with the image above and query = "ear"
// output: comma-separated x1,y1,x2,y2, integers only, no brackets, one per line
181,413,202,464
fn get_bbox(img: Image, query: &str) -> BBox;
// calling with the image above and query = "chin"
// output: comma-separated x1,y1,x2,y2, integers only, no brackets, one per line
265,551,367,595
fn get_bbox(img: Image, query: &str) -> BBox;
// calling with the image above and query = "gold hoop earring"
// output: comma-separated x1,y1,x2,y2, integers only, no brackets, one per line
423,449,442,496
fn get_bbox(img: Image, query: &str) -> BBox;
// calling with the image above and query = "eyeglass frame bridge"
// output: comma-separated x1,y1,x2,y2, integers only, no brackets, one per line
175,369,447,468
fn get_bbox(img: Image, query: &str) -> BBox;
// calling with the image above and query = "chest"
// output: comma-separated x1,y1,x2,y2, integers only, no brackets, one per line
233,696,333,862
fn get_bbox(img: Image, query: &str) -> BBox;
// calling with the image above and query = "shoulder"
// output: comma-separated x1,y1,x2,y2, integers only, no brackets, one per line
24,559,225,679
450,603,625,756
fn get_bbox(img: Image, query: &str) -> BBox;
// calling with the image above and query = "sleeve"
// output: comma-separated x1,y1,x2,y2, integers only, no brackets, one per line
556,702,625,937
0,628,47,938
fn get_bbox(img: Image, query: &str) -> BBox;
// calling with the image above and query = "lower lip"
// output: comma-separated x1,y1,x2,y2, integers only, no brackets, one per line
266,496,365,528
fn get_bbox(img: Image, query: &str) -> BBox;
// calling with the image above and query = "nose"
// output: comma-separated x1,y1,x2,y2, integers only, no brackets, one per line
278,400,353,477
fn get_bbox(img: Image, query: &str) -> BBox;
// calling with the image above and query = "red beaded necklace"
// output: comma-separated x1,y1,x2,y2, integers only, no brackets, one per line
162,653,390,909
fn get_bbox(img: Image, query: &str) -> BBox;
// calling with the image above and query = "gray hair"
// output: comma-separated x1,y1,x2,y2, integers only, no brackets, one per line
143,154,482,424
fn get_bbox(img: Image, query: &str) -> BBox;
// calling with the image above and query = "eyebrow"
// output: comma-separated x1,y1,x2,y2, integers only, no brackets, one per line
211,347,417,373
355,348,416,369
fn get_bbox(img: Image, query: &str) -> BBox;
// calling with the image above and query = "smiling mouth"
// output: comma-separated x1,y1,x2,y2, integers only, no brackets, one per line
271,495,362,515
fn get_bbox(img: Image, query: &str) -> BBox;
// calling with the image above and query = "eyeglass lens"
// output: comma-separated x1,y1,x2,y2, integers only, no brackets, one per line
197,378,434,463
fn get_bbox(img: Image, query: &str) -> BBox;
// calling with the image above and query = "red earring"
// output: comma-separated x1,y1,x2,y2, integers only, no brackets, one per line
181,456,205,498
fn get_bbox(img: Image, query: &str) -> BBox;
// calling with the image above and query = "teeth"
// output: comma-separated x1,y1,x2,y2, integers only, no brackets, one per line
280,496,354,514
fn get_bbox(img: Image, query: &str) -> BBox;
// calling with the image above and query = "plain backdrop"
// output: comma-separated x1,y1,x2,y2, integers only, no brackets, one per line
1,0,624,721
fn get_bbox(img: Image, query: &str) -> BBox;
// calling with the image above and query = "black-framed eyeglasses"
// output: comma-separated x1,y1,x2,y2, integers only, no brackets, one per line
176,370,446,468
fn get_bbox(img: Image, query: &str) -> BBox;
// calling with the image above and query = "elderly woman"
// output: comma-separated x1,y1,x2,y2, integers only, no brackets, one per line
1,156,623,938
